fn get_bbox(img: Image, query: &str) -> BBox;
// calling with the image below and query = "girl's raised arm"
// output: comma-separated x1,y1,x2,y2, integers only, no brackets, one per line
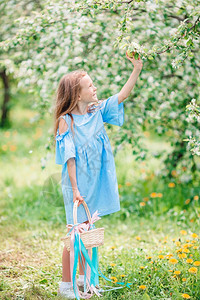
118,51,143,104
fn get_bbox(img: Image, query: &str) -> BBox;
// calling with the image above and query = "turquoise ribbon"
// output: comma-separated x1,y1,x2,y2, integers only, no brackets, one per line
72,232,79,298
72,232,100,299
67,223,135,299
90,247,99,287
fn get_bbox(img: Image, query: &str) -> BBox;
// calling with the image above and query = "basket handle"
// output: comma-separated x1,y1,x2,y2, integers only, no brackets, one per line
73,200,92,224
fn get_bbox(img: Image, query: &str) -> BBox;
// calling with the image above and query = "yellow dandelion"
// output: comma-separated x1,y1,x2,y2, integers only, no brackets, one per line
189,254,193,257
193,246,198,250
140,202,146,207
158,255,165,259
140,266,145,269
4,131,10,138
146,256,152,260
118,184,122,188
190,233,198,239
174,270,181,275
182,278,187,282
188,267,197,274
120,274,126,277
150,192,157,198
171,170,177,177
125,182,132,186
169,258,178,264
176,248,183,253
190,219,194,223
139,285,146,290
185,199,190,204
172,238,176,242
191,240,196,244
110,276,117,282
175,241,181,246
157,193,163,198
180,230,187,235
2,145,8,151
168,182,175,188
166,254,173,259
181,294,190,299
194,195,199,201
182,248,190,253
178,253,187,259
182,243,192,248
168,270,173,272
10,145,17,152
172,275,176,278
110,246,116,250
186,259,193,264
110,263,116,267
143,197,149,202
193,261,200,266
182,166,187,171
136,236,141,241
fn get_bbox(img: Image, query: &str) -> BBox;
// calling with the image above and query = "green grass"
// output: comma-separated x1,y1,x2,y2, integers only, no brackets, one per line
0,103,200,299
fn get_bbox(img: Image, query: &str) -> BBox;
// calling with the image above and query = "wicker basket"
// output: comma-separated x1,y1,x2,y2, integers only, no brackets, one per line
61,200,104,251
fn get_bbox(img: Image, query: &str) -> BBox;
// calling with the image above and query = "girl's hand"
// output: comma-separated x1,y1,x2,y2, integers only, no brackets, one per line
87,103,96,113
87,100,103,113
73,188,84,207
126,51,143,71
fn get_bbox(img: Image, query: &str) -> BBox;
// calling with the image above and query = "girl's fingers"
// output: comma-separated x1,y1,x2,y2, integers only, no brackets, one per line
77,199,84,207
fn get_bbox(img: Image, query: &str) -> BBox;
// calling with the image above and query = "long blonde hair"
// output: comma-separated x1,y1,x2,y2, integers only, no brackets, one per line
54,69,87,139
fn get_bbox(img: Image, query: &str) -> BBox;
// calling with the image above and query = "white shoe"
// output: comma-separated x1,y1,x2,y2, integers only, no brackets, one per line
57,287,76,299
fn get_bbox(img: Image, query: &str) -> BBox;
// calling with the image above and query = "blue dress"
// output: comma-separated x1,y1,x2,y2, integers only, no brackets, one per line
55,93,124,225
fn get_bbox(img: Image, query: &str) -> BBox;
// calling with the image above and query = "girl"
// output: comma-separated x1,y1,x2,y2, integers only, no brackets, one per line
54,51,143,298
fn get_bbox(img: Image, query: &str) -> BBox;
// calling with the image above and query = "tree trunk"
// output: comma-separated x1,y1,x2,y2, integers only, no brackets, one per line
0,68,10,127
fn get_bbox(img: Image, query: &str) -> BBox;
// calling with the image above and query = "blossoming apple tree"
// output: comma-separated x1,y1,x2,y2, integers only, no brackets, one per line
0,0,199,182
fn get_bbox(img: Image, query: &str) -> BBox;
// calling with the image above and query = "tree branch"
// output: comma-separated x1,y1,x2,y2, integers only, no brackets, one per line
162,74,183,79
156,16,200,55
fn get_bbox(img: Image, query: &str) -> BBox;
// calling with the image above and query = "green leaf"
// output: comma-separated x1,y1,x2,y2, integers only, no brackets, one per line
186,39,193,46
134,53,139,59
39,278,48,284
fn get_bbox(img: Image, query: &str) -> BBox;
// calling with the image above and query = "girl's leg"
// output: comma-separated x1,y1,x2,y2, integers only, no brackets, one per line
62,220,89,281
62,226,71,282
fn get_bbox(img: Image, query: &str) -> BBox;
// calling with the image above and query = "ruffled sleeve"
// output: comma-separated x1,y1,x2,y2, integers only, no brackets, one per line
99,93,124,126
55,128,76,165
